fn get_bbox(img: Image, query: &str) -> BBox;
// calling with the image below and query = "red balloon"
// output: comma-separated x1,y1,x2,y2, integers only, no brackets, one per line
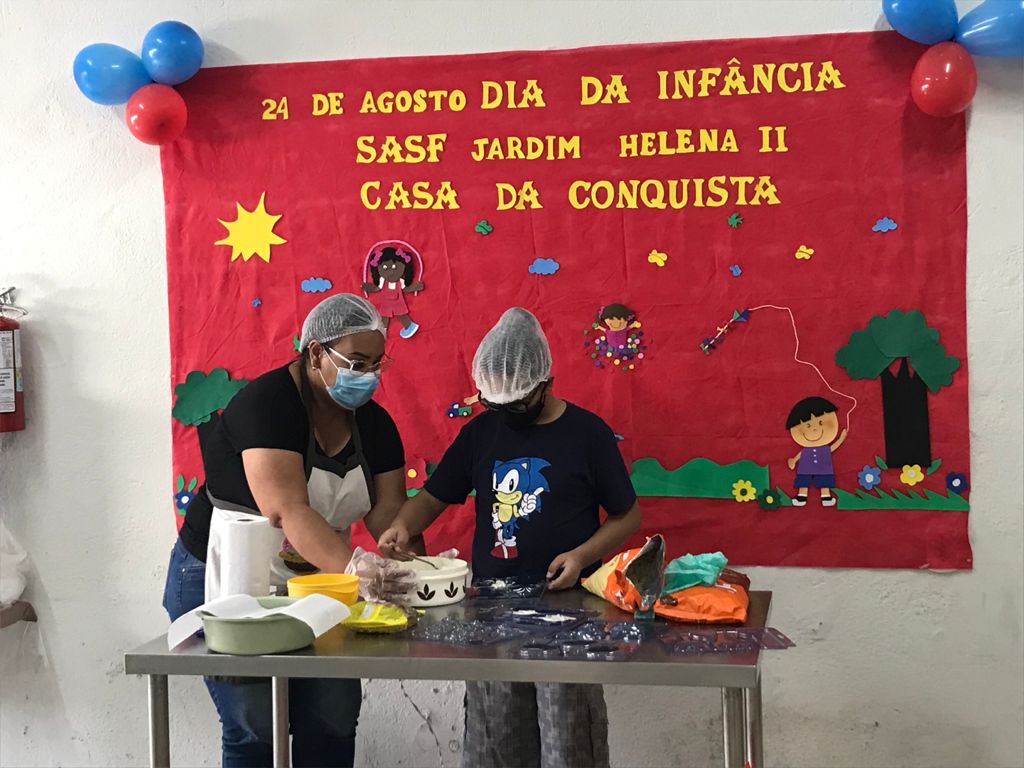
124,84,187,145
910,42,977,117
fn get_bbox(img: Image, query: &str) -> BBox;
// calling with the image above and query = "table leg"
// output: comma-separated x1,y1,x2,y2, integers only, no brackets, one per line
272,677,289,768
148,675,170,768
721,687,745,768
744,676,764,768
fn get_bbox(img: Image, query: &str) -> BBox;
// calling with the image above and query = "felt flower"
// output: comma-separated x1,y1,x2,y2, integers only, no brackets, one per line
858,465,882,491
756,489,781,510
732,479,756,502
174,475,198,515
405,457,427,489
945,472,969,495
899,464,924,487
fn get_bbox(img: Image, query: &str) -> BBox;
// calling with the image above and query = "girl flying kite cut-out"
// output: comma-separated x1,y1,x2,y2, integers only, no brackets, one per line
361,239,424,339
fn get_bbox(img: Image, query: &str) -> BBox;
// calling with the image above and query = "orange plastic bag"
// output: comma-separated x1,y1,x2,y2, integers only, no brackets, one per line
582,535,665,611
654,580,749,624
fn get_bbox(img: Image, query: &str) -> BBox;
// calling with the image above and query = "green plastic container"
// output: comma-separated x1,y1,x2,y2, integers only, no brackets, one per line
201,597,315,656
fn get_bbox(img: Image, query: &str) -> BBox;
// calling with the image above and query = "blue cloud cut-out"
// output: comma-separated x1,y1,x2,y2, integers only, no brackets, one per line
872,217,898,233
528,258,560,275
301,277,333,293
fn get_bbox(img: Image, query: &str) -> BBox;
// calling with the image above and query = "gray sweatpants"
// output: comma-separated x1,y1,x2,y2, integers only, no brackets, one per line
463,681,610,768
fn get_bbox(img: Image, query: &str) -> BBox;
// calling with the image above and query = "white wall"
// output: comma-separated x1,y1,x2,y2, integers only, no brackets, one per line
0,1,1021,766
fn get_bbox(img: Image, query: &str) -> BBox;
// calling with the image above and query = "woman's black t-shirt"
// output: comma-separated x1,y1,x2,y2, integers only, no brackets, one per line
179,364,404,561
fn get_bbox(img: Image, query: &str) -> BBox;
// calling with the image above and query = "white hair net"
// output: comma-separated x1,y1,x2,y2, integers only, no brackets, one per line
472,308,552,404
299,293,385,350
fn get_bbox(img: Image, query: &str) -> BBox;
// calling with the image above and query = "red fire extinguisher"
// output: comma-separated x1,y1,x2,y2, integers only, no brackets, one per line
0,287,26,432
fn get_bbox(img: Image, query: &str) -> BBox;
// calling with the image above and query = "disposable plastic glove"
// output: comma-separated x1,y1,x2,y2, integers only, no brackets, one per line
345,547,417,605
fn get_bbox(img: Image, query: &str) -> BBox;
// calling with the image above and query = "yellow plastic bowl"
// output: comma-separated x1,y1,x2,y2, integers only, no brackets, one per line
287,573,360,606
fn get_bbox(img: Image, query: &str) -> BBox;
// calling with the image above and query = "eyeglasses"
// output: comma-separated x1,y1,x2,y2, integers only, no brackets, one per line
327,347,393,374
478,382,545,413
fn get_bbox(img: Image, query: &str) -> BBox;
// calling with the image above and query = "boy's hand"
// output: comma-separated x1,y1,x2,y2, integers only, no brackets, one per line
787,456,797,470
546,550,586,590
377,523,412,560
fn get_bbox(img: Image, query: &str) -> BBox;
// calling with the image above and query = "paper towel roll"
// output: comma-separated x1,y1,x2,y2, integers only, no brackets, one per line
205,508,280,601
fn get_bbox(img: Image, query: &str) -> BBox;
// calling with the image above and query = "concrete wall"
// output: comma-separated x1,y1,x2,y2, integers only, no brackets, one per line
1,1,1021,766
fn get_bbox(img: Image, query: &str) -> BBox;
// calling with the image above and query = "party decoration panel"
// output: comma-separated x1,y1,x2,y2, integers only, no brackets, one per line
162,31,969,568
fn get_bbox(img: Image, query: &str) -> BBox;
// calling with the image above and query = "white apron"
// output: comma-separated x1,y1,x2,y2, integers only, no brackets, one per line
205,368,375,601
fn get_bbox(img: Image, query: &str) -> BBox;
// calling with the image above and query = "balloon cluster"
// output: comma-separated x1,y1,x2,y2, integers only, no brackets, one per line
73,21,203,145
884,0,1023,116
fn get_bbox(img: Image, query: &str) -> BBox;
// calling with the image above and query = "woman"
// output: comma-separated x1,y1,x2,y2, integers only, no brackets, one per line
163,293,415,768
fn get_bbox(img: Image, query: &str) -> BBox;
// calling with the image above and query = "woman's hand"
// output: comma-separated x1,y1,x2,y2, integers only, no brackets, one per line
378,523,412,560
546,550,586,590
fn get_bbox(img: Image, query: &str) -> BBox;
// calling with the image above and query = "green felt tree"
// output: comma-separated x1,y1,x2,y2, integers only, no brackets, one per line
836,309,959,467
172,368,248,426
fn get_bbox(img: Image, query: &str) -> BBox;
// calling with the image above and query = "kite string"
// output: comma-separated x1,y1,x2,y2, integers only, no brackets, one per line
748,303,858,431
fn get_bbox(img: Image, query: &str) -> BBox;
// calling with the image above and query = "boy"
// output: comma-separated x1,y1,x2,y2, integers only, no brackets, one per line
785,396,848,507
379,307,641,768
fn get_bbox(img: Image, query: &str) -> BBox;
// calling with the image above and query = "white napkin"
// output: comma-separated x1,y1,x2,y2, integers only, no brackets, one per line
167,593,350,650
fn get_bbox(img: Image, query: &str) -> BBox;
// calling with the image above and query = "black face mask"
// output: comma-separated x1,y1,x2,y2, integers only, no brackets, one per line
498,390,546,430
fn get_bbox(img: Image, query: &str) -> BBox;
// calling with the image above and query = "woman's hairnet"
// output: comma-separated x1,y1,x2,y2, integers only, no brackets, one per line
299,293,385,350
472,308,552,404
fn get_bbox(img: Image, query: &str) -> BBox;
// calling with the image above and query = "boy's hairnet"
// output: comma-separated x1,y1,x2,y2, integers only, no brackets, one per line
472,308,552,404
299,293,385,350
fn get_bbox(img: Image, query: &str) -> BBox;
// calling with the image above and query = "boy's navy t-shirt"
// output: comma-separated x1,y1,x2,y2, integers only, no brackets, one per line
424,402,637,580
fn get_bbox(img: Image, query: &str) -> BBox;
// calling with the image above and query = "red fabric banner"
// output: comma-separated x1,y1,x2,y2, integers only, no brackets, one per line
163,31,970,569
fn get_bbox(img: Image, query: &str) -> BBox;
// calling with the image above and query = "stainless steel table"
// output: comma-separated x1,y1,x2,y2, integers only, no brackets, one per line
126,589,771,768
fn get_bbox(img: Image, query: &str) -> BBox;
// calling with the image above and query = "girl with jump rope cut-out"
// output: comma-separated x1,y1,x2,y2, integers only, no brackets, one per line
361,241,424,339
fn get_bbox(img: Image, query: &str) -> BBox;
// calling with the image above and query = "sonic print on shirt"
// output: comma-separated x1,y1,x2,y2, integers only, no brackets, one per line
490,457,551,559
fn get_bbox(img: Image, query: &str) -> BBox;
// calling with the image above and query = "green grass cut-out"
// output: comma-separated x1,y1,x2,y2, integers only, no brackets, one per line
833,487,969,511
630,457,770,499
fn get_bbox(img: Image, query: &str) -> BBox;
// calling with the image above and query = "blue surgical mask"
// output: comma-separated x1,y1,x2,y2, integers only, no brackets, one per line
318,350,380,410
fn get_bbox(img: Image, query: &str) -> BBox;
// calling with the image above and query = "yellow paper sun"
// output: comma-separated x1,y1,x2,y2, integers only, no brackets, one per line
214,192,287,263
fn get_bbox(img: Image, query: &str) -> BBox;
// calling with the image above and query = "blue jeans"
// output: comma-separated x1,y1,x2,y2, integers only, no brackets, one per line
163,539,360,768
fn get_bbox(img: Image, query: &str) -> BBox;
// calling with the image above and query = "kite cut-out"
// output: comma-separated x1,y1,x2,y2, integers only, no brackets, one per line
362,239,424,340
301,277,332,293
647,249,668,267
872,217,898,233
528,258,560,275
699,308,748,354
174,474,199,515
584,303,647,371
214,191,287,263
794,245,814,260
630,458,769,499
474,220,494,235
727,212,743,229
172,368,248,426
836,309,959,467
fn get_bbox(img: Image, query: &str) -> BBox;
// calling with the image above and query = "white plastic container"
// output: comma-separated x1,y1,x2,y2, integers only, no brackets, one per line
405,556,469,607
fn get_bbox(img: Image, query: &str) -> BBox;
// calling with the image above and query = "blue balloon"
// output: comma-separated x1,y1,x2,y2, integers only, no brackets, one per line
141,21,204,85
956,0,1024,57
73,43,151,105
883,0,959,44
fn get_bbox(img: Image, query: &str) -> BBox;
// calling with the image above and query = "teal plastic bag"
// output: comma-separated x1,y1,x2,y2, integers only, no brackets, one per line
662,551,727,594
